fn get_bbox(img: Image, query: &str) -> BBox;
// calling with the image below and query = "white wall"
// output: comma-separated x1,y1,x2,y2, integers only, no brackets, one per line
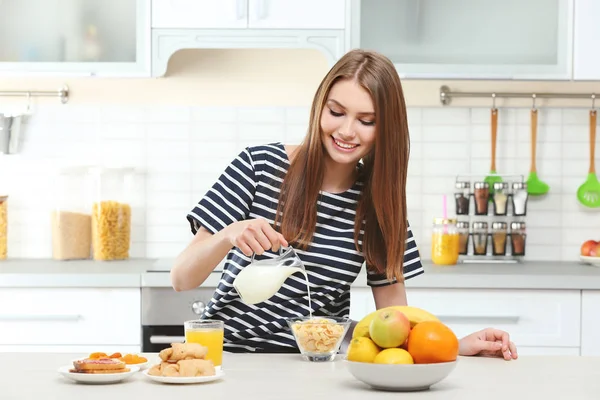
0,49,598,262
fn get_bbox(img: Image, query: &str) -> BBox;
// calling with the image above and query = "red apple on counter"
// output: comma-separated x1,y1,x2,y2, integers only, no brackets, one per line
581,240,598,256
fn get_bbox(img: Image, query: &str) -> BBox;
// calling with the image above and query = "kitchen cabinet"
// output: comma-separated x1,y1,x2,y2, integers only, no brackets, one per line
151,0,346,76
350,287,582,356
0,288,141,349
581,290,600,356
573,0,600,80
0,0,151,77
350,0,573,80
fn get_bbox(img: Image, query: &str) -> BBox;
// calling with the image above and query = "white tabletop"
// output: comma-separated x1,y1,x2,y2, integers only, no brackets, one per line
2,352,600,399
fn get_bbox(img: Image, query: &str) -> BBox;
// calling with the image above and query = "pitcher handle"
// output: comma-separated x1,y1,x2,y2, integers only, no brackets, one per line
249,245,294,264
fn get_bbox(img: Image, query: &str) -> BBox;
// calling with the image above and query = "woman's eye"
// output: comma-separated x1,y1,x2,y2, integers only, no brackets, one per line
360,120,375,126
329,109,344,117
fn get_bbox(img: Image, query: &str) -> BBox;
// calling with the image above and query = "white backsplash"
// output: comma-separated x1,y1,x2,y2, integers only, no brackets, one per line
1,104,599,262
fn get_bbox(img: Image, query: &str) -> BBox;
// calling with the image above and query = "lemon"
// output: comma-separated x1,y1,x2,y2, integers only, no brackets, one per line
373,348,414,364
346,337,381,363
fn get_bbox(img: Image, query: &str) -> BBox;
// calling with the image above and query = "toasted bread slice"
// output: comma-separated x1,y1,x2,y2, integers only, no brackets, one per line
70,368,130,374
73,358,126,371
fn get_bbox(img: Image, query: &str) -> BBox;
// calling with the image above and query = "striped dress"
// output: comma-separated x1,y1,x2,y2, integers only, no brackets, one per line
187,142,424,353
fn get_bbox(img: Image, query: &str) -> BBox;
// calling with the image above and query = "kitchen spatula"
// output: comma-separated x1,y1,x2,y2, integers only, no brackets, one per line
576,109,600,208
484,107,502,194
526,108,550,196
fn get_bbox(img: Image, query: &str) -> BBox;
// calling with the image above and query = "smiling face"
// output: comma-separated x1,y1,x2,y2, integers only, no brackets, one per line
320,79,377,166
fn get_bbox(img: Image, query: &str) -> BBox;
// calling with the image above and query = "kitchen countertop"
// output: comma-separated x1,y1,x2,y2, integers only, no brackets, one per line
4,352,599,399
1,258,600,290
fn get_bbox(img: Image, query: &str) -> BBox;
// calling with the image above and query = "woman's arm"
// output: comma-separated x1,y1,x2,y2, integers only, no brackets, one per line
371,281,408,309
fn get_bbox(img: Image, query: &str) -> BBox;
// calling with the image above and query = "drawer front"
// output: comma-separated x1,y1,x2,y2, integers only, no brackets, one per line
406,289,581,347
0,288,140,346
581,290,600,356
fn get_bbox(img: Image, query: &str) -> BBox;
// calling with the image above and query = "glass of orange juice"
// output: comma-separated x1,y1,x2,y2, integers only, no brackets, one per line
184,319,224,367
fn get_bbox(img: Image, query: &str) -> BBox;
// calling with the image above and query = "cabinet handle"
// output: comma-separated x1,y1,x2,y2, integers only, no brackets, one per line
437,315,520,324
0,314,82,322
236,0,248,20
255,0,268,20
149,335,186,344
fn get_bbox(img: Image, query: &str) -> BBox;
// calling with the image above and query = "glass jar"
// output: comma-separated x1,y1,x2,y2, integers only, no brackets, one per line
89,167,134,261
473,182,490,215
511,182,529,216
431,218,459,265
491,222,508,256
472,221,488,255
0,195,7,260
454,181,471,215
510,222,527,256
51,167,93,261
457,221,470,255
492,182,509,216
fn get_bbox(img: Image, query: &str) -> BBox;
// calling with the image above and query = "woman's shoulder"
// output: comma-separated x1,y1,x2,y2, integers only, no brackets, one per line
245,142,291,165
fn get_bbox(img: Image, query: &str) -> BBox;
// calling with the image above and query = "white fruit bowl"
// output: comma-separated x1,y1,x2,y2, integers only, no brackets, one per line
580,255,600,267
344,359,458,392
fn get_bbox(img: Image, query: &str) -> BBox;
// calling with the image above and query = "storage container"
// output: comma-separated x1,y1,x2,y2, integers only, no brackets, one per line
472,221,489,255
454,181,471,215
457,221,470,255
51,167,92,260
473,182,490,215
431,218,459,265
492,182,509,216
89,167,134,261
511,182,529,216
491,221,508,256
510,222,527,256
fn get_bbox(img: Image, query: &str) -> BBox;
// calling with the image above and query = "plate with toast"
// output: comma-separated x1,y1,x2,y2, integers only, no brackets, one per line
59,358,140,384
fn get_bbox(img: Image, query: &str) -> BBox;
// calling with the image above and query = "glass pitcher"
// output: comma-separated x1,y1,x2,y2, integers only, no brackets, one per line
233,246,307,305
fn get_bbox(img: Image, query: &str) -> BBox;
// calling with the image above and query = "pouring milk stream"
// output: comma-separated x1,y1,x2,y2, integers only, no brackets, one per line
233,246,313,318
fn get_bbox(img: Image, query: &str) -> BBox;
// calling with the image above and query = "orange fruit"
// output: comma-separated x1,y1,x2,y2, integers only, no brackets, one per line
406,321,459,364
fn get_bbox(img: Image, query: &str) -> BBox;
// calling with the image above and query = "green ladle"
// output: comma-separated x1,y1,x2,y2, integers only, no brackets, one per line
576,110,600,208
526,108,550,196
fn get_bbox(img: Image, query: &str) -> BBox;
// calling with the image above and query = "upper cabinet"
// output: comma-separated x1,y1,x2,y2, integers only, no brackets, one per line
150,0,347,76
351,0,573,80
573,0,600,80
0,0,150,77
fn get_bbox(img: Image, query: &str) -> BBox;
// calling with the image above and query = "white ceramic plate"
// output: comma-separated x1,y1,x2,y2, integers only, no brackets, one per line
344,360,457,392
142,366,224,384
125,360,150,370
580,255,600,267
58,365,140,384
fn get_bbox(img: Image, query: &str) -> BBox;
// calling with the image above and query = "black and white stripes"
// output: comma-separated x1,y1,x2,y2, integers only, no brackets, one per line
187,142,424,353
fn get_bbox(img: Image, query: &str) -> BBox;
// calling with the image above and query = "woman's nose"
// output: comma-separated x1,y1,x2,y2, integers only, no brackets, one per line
338,119,356,139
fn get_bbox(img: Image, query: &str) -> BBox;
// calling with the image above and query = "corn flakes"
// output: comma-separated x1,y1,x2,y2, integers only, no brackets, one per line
91,200,131,261
291,318,346,353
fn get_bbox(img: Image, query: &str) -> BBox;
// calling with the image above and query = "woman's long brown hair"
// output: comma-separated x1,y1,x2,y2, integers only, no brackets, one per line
274,49,410,284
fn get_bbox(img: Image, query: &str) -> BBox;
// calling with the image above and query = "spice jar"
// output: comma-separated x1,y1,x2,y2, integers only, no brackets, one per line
454,181,471,215
511,182,528,216
51,167,92,261
473,182,490,215
510,222,527,256
471,221,488,255
430,218,459,265
90,167,134,261
491,222,508,256
0,195,7,260
492,182,509,216
457,221,470,255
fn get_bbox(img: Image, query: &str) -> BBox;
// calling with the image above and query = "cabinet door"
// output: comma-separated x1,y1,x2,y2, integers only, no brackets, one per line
581,290,600,356
573,0,600,80
0,0,150,76
352,0,573,79
152,0,248,29
248,0,346,29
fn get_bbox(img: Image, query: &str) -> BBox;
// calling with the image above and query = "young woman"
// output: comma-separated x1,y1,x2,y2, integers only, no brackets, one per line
171,49,518,361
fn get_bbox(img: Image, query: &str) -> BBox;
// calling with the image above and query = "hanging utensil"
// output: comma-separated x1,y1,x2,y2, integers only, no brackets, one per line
576,103,600,208
484,94,502,194
526,95,550,196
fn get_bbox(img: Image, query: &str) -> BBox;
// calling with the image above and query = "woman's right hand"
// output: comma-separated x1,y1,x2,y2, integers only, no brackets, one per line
224,218,289,256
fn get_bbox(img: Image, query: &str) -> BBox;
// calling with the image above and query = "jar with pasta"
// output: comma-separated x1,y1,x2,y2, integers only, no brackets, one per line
51,167,93,261
89,167,134,261
0,195,7,260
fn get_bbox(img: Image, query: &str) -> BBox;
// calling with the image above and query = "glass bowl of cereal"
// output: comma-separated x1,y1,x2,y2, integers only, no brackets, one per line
287,316,352,362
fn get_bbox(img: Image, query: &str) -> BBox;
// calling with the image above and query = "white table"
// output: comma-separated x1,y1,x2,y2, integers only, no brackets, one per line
2,352,599,399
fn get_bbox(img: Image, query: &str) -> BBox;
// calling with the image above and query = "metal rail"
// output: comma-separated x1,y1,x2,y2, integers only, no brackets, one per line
0,85,69,104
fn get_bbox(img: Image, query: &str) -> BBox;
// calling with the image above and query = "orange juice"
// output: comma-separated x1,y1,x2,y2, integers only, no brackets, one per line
185,326,224,366
431,232,460,265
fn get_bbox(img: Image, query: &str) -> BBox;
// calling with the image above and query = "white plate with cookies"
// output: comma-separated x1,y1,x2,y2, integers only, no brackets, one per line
142,366,224,384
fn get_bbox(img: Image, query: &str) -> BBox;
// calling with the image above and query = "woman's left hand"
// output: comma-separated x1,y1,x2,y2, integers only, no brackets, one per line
458,328,518,360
